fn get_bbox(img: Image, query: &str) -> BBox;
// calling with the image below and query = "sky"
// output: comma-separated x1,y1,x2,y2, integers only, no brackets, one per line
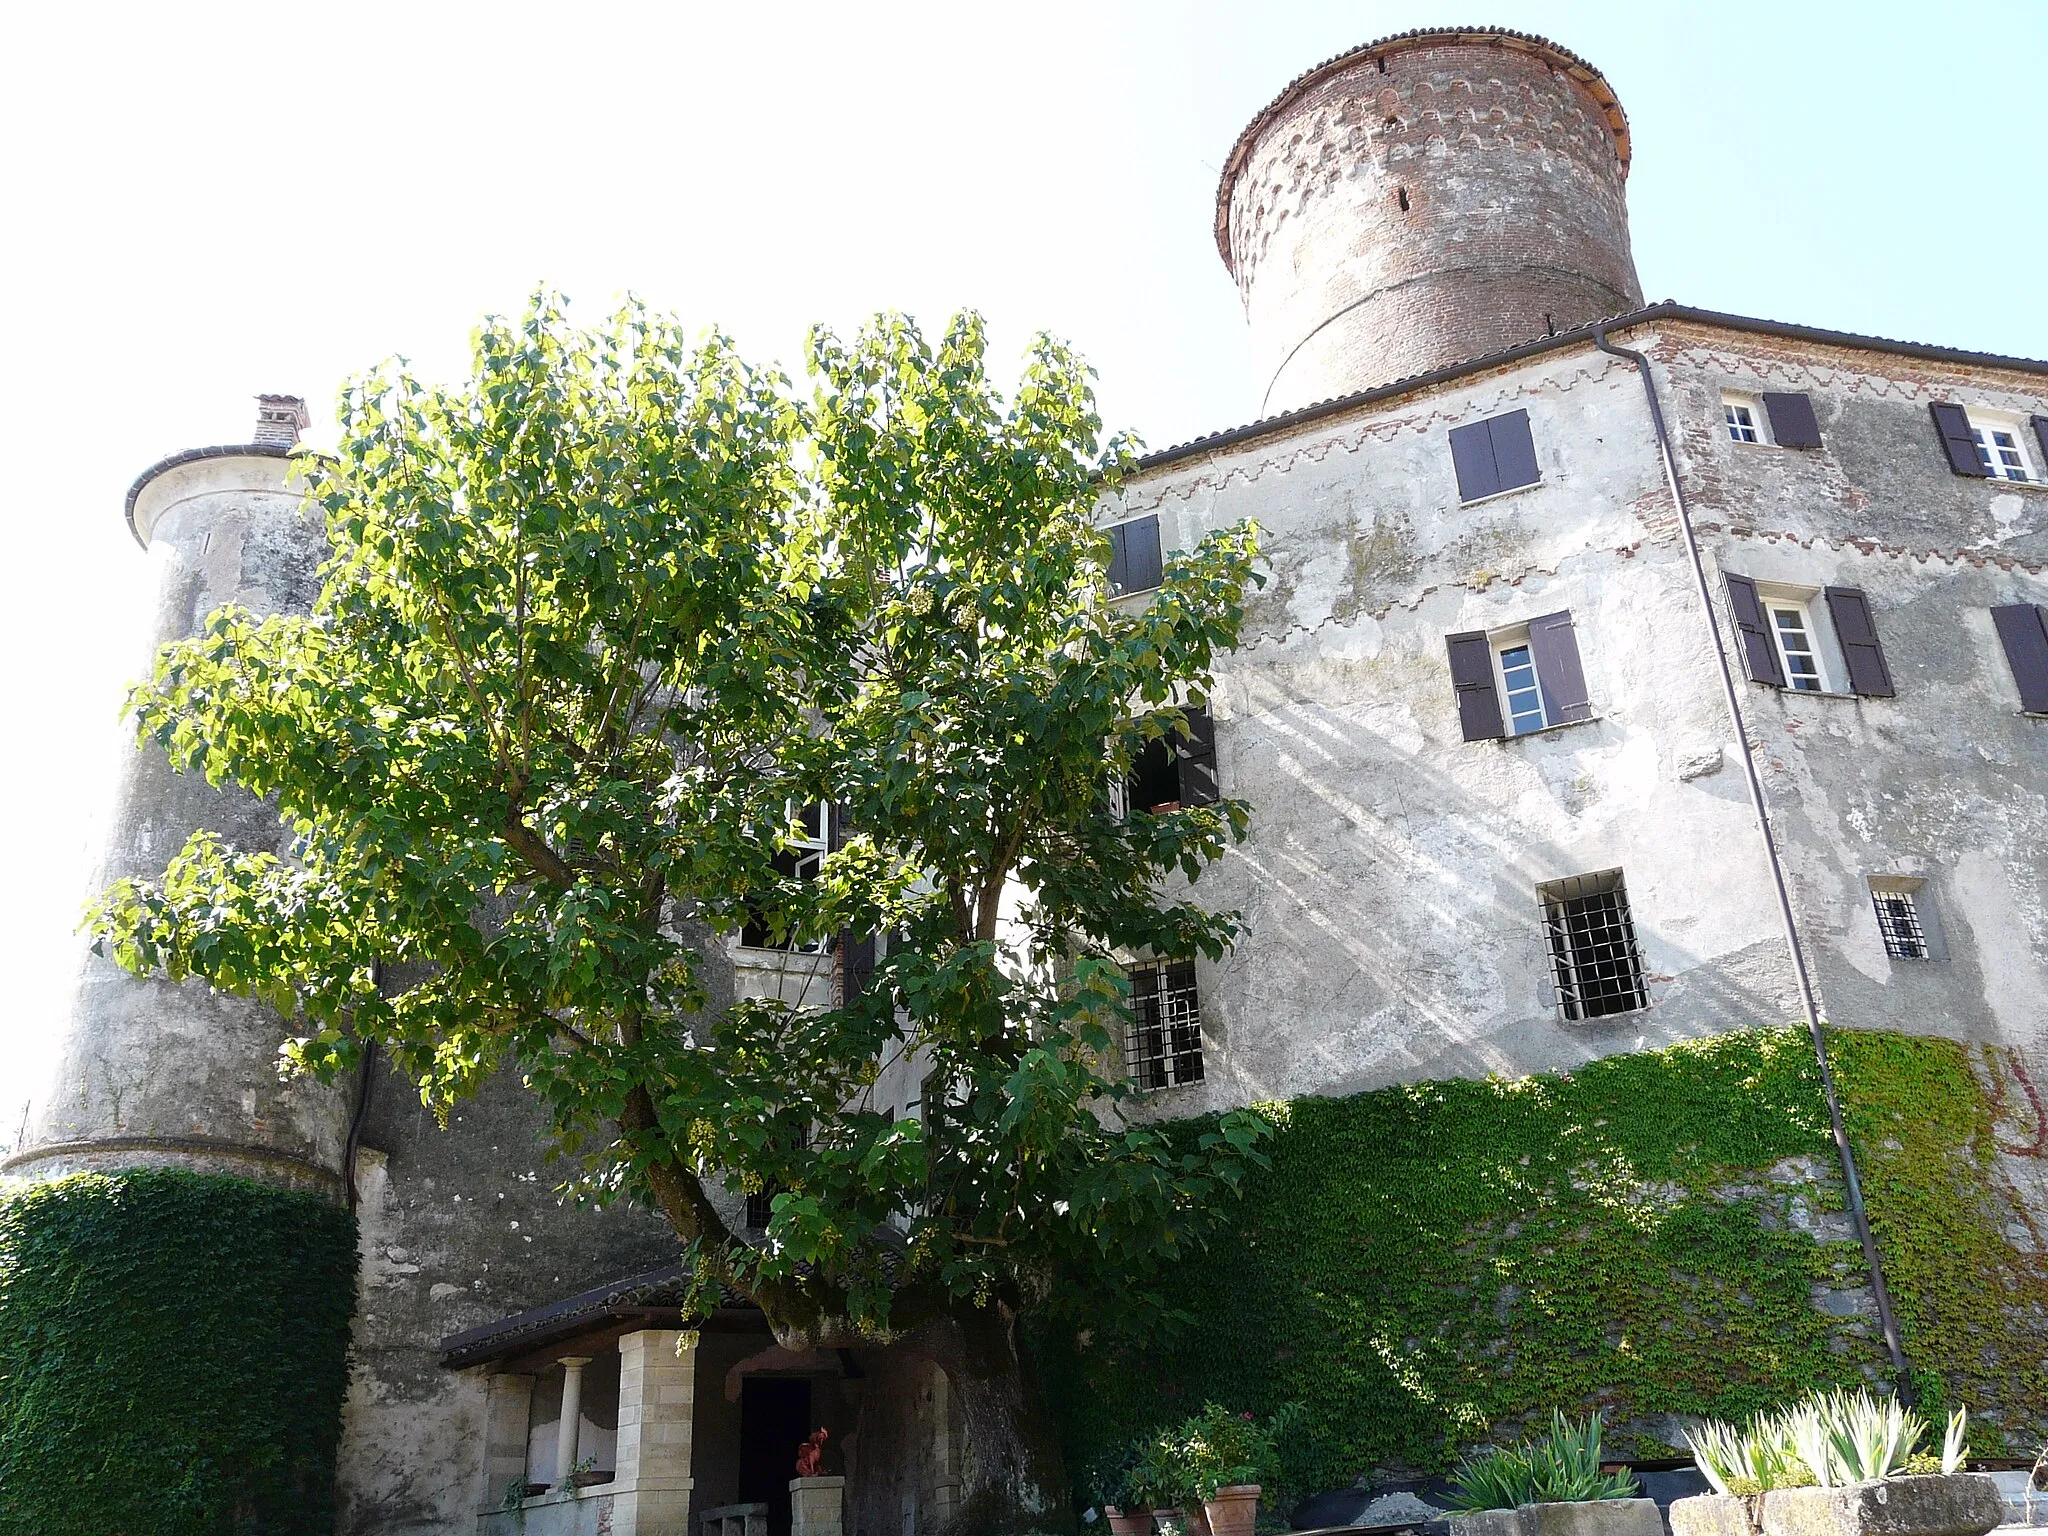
2,0,2044,1142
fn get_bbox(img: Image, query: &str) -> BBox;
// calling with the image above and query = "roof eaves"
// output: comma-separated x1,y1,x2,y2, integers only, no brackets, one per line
123,442,295,546
1131,303,2048,476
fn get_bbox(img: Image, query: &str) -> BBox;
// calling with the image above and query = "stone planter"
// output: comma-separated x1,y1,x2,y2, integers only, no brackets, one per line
1152,1511,1186,1536
1761,1475,2004,1536
1455,1497,1665,1536
1670,1493,1761,1536
1183,1503,1215,1536
1204,1485,1261,1536
1105,1507,1156,1536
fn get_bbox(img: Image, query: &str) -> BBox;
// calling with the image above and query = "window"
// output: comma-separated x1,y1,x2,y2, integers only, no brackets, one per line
1124,706,1220,811
1448,409,1540,503
1723,392,1822,449
1444,611,1593,742
1872,889,1927,960
1933,402,2048,481
739,801,831,951
1991,603,2048,713
1539,870,1649,1020
1768,601,1826,692
1725,398,1761,443
1724,577,1895,698
1106,514,1163,595
1127,959,1203,1090
1496,642,1548,733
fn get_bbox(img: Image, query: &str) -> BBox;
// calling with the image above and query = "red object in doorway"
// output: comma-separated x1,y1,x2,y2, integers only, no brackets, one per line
795,1427,829,1478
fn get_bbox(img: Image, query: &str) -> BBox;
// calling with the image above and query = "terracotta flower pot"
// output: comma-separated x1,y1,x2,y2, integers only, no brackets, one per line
1183,1502,1215,1536
1105,1507,1155,1536
1204,1485,1261,1536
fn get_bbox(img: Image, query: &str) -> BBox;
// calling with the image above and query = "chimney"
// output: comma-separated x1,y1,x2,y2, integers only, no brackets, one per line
252,394,310,448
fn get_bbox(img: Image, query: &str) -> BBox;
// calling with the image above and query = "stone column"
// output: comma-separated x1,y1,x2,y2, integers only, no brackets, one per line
479,1372,535,1511
614,1328,696,1533
790,1476,846,1536
555,1356,592,1491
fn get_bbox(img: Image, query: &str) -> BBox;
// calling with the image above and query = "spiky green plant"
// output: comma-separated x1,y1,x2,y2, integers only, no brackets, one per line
1686,1391,1970,1494
1449,1412,1638,1512
1943,1408,1969,1476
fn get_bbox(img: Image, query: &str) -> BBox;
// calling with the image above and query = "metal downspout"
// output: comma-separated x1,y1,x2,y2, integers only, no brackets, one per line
1591,324,1913,1394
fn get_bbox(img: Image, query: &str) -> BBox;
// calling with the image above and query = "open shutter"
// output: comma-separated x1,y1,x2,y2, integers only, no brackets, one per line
1992,604,2048,713
1176,706,1220,806
1931,402,1987,476
1106,521,1130,592
1488,409,1541,491
1449,420,1500,503
1724,574,1787,687
1824,587,1895,697
1526,610,1594,723
1762,392,1822,449
1123,514,1163,593
842,930,877,1002
1445,631,1506,740
2031,415,2048,473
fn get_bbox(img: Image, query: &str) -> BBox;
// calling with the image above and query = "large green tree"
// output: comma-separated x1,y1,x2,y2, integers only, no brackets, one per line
89,295,1265,1530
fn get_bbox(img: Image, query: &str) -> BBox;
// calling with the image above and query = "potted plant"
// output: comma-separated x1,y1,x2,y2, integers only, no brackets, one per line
1090,1441,1155,1536
1132,1429,1197,1536
1177,1403,1291,1536
1673,1390,2002,1536
1446,1410,1661,1536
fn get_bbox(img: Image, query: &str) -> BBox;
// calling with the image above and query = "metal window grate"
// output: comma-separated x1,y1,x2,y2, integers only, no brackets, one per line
1873,891,1928,959
1541,871,1649,1020
1127,959,1204,1090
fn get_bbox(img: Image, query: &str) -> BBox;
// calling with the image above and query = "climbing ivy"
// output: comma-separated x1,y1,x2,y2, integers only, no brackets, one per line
1830,1029,2048,1445
0,1168,358,1536
1036,1027,2026,1497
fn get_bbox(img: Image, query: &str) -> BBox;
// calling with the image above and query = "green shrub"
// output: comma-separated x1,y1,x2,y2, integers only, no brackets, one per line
0,1168,357,1536
1446,1411,1637,1511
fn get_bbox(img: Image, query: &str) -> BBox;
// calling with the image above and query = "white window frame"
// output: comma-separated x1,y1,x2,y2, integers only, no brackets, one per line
1723,393,1768,446
1754,582,1845,694
1491,626,1548,736
1966,408,2040,484
736,799,832,954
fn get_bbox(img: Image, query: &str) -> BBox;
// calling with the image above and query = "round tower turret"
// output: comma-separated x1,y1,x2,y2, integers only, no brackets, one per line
5,398,353,1195
1218,27,1644,415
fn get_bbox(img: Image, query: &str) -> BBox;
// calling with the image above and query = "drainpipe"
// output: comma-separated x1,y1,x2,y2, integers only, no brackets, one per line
1592,324,1912,1395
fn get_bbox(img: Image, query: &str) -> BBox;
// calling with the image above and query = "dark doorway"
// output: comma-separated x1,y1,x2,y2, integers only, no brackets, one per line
739,1376,813,1536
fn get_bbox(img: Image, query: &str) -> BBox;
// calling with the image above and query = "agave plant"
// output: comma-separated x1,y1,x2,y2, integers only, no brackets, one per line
1943,1407,1969,1476
1449,1411,1637,1511
1686,1391,1971,1495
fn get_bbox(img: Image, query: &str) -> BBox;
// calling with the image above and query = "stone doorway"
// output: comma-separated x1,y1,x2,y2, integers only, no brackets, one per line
740,1376,813,1536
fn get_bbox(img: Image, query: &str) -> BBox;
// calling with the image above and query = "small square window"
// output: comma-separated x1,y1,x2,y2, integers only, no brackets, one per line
1873,890,1927,959
1127,959,1203,1090
1539,869,1649,1021
1725,398,1762,444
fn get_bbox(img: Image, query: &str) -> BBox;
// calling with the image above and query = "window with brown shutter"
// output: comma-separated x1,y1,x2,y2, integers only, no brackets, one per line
1107,514,1163,594
1992,604,2048,714
1822,588,1895,697
2033,416,2048,472
1445,630,1506,739
1177,706,1219,806
1526,611,1595,724
1762,392,1823,450
1448,409,1540,503
1931,402,1990,477
1724,574,1788,687
1124,706,1220,812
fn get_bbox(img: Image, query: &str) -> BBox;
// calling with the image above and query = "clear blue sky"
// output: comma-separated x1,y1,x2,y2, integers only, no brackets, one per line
2,0,2043,1137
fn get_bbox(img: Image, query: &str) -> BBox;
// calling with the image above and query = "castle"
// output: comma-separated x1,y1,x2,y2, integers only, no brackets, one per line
8,26,2048,1536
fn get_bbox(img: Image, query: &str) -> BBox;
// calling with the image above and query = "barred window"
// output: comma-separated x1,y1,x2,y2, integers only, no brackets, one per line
1127,959,1203,1090
1540,870,1649,1020
1873,888,1928,960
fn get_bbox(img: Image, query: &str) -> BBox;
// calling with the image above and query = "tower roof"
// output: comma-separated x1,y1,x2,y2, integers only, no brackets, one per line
1214,26,1632,273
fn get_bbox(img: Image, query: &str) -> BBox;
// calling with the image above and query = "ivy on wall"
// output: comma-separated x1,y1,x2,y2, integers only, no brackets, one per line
0,1168,358,1536
1038,1026,2048,1496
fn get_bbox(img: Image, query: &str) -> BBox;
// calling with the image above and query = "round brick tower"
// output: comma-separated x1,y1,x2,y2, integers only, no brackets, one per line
1218,26,1644,415
4,399,353,1196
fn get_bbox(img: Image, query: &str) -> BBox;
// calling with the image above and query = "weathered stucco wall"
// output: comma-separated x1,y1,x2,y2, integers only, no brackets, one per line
1107,323,2048,1119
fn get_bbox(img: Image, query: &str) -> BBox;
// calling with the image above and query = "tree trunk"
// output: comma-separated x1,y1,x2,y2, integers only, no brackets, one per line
910,1299,1072,1536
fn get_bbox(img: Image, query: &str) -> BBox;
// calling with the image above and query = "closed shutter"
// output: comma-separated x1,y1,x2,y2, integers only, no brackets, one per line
1123,514,1163,593
1449,420,1500,502
1762,392,1822,450
842,930,877,1002
1823,587,1895,697
1177,706,1220,806
1992,604,2048,713
1725,573,1787,687
1488,409,1540,491
1526,610,1594,723
1931,402,1988,477
2031,415,2048,473
1445,631,1506,740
